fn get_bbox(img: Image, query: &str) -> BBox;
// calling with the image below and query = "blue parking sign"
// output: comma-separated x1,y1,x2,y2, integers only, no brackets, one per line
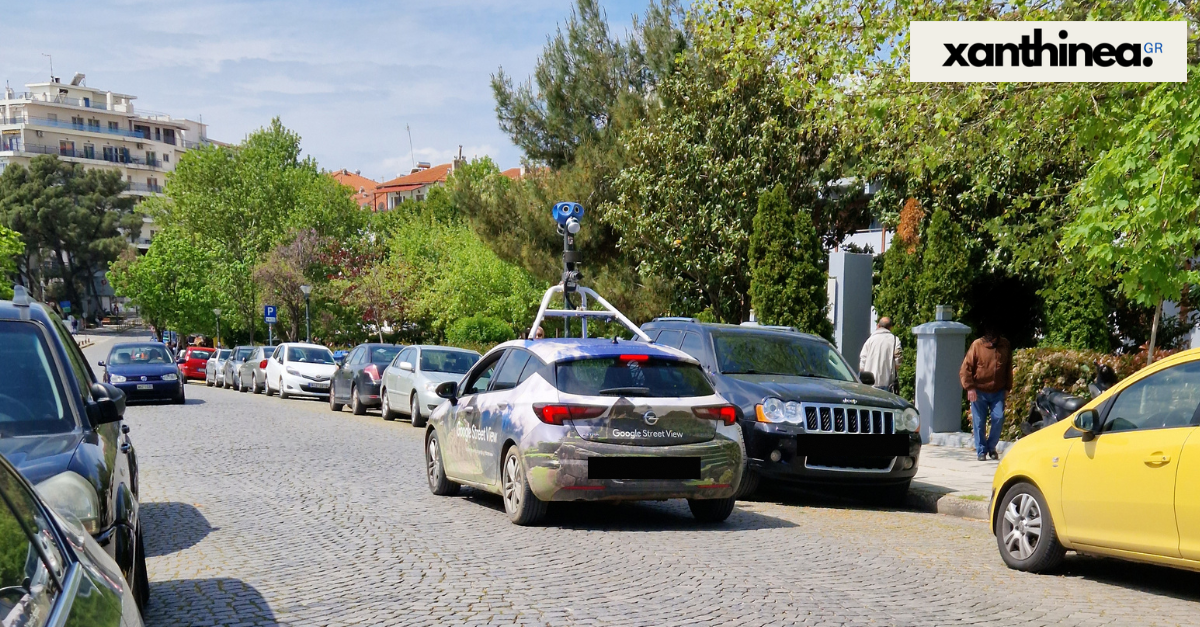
264,305,277,324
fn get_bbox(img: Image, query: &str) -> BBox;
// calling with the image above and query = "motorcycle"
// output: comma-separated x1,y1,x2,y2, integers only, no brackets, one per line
1021,362,1118,435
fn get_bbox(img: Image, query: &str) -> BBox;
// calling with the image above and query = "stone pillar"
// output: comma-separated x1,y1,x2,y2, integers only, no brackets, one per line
828,252,874,373
911,306,971,444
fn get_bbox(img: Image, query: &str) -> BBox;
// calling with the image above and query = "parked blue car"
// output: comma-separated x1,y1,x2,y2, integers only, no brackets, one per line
99,342,186,404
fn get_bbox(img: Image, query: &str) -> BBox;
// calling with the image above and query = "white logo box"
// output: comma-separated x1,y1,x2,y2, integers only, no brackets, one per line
910,21,1187,82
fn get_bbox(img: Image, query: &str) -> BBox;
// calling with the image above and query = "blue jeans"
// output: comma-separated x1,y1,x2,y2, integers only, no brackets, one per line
971,390,1006,457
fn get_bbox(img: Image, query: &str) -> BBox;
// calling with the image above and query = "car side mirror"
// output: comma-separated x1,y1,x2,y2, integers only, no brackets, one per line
860,371,875,386
436,381,458,405
97,360,106,367
1074,408,1099,441
400,361,415,372
87,382,125,426
335,356,345,367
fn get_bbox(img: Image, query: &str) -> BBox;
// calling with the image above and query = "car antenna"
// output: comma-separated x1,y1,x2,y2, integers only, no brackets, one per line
611,333,619,344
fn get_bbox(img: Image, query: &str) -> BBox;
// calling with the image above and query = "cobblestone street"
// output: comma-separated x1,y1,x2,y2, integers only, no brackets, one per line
83,338,1200,626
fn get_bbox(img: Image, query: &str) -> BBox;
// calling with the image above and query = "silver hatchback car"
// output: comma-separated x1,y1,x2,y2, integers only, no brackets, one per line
424,338,744,525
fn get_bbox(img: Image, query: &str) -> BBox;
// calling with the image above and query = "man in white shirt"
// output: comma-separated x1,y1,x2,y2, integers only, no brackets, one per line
859,317,902,393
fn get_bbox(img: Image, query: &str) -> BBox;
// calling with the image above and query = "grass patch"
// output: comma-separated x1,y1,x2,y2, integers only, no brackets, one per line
957,494,988,502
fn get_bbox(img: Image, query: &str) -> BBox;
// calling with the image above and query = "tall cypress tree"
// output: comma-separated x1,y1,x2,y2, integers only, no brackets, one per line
749,185,833,340
916,208,972,324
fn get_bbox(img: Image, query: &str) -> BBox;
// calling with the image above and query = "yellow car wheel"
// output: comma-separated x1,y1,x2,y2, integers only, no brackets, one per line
996,482,1065,573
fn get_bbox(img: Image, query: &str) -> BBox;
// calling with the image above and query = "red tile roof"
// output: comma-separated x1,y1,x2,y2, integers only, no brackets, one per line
331,169,381,209
501,167,522,180
376,162,453,192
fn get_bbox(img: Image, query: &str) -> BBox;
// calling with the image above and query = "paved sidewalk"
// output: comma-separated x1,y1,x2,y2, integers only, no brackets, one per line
908,437,1008,521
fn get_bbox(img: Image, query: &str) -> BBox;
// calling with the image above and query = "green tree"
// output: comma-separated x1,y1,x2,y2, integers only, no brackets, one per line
1040,257,1111,352
1066,75,1200,361
446,314,516,352
915,209,972,325
0,225,22,299
748,185,832,339
492,0,686,168
109,225,219,339
0,155,137,316
159,118,363,338
252,229,329,342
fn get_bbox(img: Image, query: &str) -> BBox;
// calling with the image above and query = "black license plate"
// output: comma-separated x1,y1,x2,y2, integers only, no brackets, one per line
794,434,910,457
588,457,701,480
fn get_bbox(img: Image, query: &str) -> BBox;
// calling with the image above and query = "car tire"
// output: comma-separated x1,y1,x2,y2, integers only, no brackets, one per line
173,389,186,405
133,526,150,610
380,389,396,421
253,376,264,394
278,379,289,400
736,467,761,499
425,431,460,496
239,375,248,393
688,496,736,523
502,446,546,525
329,387,344,412
351,385,366,415
411,394,428,428
996,482,1065,573
265,378,275,396
205,376,213,387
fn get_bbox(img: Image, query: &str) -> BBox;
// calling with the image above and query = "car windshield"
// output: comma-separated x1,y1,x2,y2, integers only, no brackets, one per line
108,344,172,365
555,357,715,397
712,331,855,382
288,346,335,364
421,350,479,374
216,349,231,361
0,321,76,436
369,346,401,366
233,347,254,361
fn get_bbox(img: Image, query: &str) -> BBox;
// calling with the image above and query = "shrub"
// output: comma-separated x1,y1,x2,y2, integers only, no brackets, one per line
749,185,833,340
445,315,515,352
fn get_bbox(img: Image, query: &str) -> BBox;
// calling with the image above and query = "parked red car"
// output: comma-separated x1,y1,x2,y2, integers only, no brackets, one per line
178,347,215,381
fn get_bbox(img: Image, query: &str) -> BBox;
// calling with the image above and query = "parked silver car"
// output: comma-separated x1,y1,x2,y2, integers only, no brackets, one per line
205,349,232,387
381,345,480,427
223,345,256,390
237,346,270,394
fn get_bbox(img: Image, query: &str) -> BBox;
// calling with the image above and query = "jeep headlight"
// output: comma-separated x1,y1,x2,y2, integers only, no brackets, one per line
898,407,921,432
109,375,127,383
756,397,784,423
162,372,178,381
35,472,101,535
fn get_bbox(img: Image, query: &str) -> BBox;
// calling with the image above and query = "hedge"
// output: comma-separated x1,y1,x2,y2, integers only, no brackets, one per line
998,347,1176,441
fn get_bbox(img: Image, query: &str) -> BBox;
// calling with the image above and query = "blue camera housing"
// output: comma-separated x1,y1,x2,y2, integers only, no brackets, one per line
552,202,584,226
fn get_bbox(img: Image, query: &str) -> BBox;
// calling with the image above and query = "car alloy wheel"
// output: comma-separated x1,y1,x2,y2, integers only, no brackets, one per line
411,394,427,428
1002,493,1042,560
351,385,365,415
501,447,546,525
278,378,289,400
502,454,523,513
381,389,395,421
426,432,459,496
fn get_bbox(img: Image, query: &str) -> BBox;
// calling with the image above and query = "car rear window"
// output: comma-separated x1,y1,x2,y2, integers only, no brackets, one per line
555,357,714,398
0,321,76,435
369,346,401,366
421,350,478,374
189,349,213,360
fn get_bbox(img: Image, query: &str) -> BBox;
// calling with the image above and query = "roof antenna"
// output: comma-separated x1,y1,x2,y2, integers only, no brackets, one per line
406,124,416,171
41,53,53,81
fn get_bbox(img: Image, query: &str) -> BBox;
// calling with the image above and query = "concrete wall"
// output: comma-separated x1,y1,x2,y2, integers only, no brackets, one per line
828,252,874,373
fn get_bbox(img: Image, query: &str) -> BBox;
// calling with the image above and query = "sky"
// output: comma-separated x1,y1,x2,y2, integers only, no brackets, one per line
1,0,649,182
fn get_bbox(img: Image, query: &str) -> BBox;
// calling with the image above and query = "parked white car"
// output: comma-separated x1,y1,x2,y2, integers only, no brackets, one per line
205,349,232,387
380,345,480,427
265,343,338,399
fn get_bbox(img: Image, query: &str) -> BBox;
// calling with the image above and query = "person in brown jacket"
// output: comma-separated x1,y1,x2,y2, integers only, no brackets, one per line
960,325,1012,461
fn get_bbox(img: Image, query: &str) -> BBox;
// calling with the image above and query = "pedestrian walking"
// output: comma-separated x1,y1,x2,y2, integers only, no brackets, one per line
959,325,1013,462
859,317,902,393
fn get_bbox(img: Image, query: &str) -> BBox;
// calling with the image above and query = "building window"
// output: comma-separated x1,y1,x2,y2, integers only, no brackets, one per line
71,116,83,128
87,118,100,131
163,153,169,163
145,151,156,167
108,121,119,132
162,129,175,145
102,146,115,161
47,113,57,123
118,147,130,163
59,140,75,157
133,124,150,139
83,145,95,159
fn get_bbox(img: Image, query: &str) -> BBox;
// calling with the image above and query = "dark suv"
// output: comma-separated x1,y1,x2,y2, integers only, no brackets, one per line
641,318,921,503
0,288,148,609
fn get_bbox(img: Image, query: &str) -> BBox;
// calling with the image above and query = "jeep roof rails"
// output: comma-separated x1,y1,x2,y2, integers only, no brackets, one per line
739,321,799,332
652,316,698,322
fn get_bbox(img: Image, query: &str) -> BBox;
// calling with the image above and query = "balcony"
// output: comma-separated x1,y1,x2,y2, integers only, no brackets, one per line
10,144,163,169
23,116,150,139
2,91,125,112
126,182,163,194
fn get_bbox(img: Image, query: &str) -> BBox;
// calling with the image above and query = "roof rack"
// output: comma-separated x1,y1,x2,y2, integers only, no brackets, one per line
653,316,698,323
739,321,799,332
529,285,651,342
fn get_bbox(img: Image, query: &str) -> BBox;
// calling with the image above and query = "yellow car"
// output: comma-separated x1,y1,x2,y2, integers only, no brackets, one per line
992,348,1200,573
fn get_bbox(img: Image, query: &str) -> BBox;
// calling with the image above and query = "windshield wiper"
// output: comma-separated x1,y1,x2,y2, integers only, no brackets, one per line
599,386,651,396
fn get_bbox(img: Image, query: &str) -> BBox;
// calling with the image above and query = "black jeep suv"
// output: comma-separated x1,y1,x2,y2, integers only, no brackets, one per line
0,288,148,609
641,318,921,503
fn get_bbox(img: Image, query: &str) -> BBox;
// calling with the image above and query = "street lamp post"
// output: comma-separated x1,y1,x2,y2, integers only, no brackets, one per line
300,285,312,343
213,308,222,348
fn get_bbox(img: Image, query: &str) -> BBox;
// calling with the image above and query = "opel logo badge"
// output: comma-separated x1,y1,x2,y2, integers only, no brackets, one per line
642,410,658,426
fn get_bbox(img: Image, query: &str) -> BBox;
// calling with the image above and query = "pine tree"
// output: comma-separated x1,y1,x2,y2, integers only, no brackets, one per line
749,185,833,340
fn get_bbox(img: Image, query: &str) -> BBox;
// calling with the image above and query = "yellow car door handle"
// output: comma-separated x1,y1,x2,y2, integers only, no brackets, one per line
1145,454,1171,465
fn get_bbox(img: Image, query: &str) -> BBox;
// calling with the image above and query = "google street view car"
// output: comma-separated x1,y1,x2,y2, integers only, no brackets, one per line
424,203,744,525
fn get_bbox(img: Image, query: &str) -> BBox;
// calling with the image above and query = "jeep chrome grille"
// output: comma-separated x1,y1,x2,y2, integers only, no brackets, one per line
802,404,895,434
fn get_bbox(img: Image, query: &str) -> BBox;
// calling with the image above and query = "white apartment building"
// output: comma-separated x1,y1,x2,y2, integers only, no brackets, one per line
0,73,210,251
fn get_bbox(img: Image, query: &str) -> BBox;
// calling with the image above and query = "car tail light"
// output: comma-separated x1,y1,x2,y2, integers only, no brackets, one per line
618,354,650,362
364,364,380,381
259,359,268,369
533,404,606,425
694,404,737,426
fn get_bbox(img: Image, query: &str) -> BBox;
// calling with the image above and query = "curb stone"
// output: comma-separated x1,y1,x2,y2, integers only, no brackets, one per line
907,486,990,521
